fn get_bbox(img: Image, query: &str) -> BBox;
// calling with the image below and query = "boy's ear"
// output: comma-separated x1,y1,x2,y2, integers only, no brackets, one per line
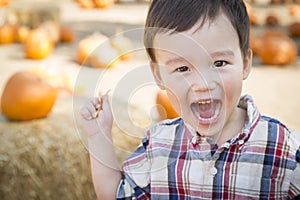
243,48,252,80
150,61,165,90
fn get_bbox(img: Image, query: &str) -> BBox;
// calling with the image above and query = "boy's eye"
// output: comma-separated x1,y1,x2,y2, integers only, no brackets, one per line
214,60,227,67
175,66,190,72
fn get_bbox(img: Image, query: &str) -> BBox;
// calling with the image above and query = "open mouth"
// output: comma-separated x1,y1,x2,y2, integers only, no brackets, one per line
191,99,221,124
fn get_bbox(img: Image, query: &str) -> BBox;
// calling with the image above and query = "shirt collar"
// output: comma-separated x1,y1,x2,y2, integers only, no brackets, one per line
228,95,261,146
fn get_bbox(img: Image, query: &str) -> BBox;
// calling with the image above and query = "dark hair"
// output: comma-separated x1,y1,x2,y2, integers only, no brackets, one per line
144,0,250,62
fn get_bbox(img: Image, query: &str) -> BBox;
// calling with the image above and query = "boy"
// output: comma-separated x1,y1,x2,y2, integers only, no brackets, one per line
80,0,300,199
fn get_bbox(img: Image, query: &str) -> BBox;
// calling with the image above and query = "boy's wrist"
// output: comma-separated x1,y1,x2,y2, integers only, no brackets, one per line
87,131,120,170
87,129,113,143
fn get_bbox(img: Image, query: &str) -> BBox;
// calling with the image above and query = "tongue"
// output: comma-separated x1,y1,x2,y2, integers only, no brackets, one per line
198,103,215,119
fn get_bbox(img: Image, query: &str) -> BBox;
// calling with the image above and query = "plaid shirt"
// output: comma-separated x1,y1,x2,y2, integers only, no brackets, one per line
116,95,300,199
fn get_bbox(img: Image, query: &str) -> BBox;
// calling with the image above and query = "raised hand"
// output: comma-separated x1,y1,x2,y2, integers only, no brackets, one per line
80,91,113,138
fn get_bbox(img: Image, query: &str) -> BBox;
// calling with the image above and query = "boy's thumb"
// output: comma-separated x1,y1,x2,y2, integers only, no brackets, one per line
101,94,111,111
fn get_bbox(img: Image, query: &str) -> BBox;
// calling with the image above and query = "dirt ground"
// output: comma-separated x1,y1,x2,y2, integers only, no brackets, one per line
0,0,300,199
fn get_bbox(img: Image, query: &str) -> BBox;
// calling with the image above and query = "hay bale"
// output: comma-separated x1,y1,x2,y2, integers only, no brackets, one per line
0,98,96,200
0,97,149,199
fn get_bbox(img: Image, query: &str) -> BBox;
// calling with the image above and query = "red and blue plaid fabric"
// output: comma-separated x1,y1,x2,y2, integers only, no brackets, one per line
117,95,300,199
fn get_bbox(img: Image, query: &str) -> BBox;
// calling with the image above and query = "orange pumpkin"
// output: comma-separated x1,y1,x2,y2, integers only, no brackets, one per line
156,90,179,119
94,0,114,8
288,22,300,38
265,14,279,26
60,26,75,43
0,24,15,44
78,0,95,9
244,1,259,25
289,4,300,16
258,32,297,66
0,0,10,7
261,30,286,39
24,28,54,59
16,25,30,43
1,71,57,121
250,32,263,55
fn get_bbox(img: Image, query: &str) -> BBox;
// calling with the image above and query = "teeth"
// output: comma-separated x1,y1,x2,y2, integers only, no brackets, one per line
198,100,213,105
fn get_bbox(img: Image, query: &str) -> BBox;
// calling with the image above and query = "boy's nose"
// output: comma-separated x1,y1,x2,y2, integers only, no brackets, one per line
190,71,217,92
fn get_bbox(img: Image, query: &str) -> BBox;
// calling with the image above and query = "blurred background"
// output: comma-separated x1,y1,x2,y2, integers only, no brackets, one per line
0,0,299,199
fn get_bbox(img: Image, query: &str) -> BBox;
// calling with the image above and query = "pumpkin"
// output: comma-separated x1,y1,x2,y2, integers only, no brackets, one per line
0,24,15,44
110,30,134,61
156,90,179,119
0,0,10,7
77,33,119,68
250,32,263,55
289,4,299,16
265,14,279,26
89,41,119,68
77,33,108,65
24,28,54,59
1,71,57,121
60,26,75,43
38,21,61,44
244,1,259,25
261,30,286,38
77,0,95,9
288,22,300,38
94,0,114,9
258,32,297,65
16,25,30,43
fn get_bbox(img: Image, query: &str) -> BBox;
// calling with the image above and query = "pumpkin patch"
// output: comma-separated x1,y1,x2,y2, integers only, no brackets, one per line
0,2,299,200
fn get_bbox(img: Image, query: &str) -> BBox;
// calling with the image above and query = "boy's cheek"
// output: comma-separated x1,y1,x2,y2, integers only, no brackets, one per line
222,78,243,103
166,90,181,113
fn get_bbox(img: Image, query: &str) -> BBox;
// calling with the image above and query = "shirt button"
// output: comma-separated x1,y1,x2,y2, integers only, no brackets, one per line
210,167,218,175
238,140,244,145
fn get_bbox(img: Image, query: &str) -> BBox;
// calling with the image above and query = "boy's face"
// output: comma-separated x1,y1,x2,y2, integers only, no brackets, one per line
151,13,252,143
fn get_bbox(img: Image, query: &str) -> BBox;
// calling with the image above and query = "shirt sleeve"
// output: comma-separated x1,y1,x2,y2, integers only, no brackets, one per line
116,135,151,200
288,129,300,199
288,148,300,199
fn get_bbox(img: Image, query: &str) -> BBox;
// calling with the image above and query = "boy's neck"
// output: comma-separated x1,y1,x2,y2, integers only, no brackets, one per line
214,107,247,147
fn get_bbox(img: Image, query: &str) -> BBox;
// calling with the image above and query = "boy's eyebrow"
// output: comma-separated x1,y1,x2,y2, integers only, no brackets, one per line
165,57,186,66
210,50,235,58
